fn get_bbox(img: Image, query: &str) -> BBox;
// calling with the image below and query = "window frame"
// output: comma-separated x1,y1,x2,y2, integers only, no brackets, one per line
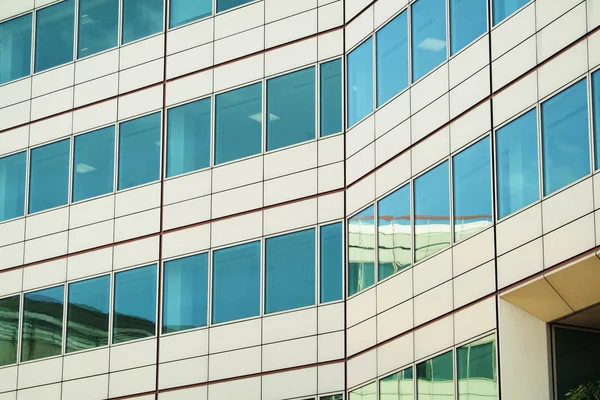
33,0,76,74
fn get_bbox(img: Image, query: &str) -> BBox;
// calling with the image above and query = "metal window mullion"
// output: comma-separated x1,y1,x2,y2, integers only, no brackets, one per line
30,10,37,77
316,226,321,305
73,0,79,61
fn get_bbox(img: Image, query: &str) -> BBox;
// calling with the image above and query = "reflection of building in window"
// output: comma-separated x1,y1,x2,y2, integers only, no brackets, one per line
417,350,454,399
457,334,498,400
380,366,414,399
348,206,375,296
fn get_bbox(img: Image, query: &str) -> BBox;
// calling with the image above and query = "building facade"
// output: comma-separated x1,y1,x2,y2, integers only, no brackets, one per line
0,0,599,399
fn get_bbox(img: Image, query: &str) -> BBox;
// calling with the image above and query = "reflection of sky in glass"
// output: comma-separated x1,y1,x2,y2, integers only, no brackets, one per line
320,222,343,303
450,0,487,55
542,79,590,196
453,137,492,242
376,11,408,107
348,205,375,296
414,161,450,261
377,184,411,281
496,109,539,219
412,0,446,81
594,72,600,169
67,275,110,352
22,285,64,362
265,229,315,313
347,38,374,127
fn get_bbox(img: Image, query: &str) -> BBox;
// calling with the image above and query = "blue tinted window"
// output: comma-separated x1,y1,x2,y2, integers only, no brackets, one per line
0,14,32,85
29,139,70,214
267,67,316,151
212,241,260,324
66,276,110,353
113,265,157,344
378,184,411,281
21,286,64,362
0,295,19,367
320,223,343,303
217,0,253,13
493,0,529,26
118,113,161,190
0,152,26,222
321,59,342,137
122,0,164,44
542,79,590,196
163,253,208,333
496,109,539,219
450,0,487,55
348,38,373,127
215,83,262,165
412,0,446,82
594,72,600,169
73,126,115,202
414,161,450,262
169,0,211,28
78,0,118,58
453,137,492,242
35,0,74,73
266,229,316,314
348,206,375,296
376,11,409,107
167,98,210,177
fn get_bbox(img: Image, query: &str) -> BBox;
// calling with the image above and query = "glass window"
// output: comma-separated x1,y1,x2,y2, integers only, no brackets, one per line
212,241,260,324
320,222,343,303
35,0,74,73
380,367,414,400
541,79,590,196
450,0,487,55
349,382,377,400
163,253,208,334
78,0,118,58
320,59,342,137
458,335,497,400
417,351,454,399
0,295,20,367
0,14,32,85
169,0,211,28
347,38,373,128
265,229,316,314
0,152,26,222
217,0,253,13
122,0,164,44
321,395,343,400
348,205,375,297
266,67,316,151
73,126,115,202
453,137,492,242
411,0,447,82
495,109,539,219
166,98,211,177
29,139,70,214
113,265,157,344
66,276,110,353
493,0,529,26
378,184,411,281
215,82,262,165
21,285,64,362
595,71,600,170
118,112,161,190
414,162,450,262
376,11,409,107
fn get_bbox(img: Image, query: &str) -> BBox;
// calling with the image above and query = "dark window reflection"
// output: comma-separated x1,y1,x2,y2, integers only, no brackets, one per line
320,59,342,137
21,286,64,362
162,253,208,334
457,334,497,399
113,265,157,344
555,327,600,400
0,295,20,366
66,275,110,353
417,350,454,398
321,395,343,400
348,205,375,296
380,366,414,399
414,161,450,262
378,184,411,281
453,137,492,242
265,228,316,314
